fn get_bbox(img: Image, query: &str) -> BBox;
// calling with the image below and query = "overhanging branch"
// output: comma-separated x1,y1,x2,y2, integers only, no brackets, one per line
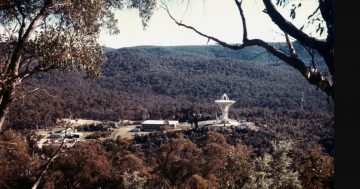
163,5,247,50
318,0,334,44
234,0,248,41
285,34,297,58
262,0,327,51
163,1,334,99
7,0,52,76
20,82,58,98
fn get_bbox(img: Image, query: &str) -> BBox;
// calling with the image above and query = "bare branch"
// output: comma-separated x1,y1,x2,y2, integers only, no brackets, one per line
31,122,74,189
162,4,247,50
18,64,60,81
8,0,52,76
2,64,59,87
247,50,268,61
262,0,326,51
0,141,17,145
15,0,27,40
308,6,320,20
303,46,316,68
164,5,304,70
19,82,58,98
164,1,333,98
21,55,36,74
285,33,297,57
318,0,334,45
234,0,248,41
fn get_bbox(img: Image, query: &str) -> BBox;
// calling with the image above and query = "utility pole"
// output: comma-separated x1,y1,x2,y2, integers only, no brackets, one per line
300,91,304,112
297,92,305,126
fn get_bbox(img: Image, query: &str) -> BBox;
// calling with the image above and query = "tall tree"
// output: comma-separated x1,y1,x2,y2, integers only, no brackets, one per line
0,0,156,130
247,140,302,189
164,0,334,100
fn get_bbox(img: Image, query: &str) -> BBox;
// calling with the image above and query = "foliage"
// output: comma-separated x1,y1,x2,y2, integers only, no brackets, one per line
7,45,333,155
84,131,112,140
0,127,333,189
247,153,274,189
40,142,116,189
247,140,302,189
122,171,148,189
270,140,302,189
164,0,334,98
8,45,333,127
0,130,34,189
297,148,334,189
0,0,157,129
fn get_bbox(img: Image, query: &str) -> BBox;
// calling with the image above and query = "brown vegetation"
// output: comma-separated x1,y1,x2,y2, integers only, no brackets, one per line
0,126,333,188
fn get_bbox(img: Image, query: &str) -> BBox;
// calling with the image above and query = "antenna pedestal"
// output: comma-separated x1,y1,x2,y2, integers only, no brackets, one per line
215,94,236,125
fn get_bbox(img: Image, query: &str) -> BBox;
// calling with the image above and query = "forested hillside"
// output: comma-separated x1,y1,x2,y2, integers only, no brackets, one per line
9,44,333,131
3,45,334,189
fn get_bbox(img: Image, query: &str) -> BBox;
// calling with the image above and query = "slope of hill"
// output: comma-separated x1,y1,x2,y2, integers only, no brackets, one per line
8,44,333,130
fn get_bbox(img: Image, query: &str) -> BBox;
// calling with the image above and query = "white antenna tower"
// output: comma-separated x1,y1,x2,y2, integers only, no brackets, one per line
300,92,304,111
297,92,305,126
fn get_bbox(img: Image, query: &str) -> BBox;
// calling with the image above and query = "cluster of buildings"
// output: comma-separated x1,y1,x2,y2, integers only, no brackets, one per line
48,127,81,139
37,93,256,148
138,93,254,130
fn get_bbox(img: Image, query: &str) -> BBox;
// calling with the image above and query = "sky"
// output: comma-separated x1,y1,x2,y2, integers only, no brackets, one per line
99,0,321,48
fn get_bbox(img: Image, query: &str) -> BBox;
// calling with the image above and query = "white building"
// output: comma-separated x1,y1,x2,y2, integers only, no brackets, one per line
141,120,179,131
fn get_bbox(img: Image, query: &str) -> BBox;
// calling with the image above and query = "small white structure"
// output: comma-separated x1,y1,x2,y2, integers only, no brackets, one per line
215,93,236,124
141,120,179,131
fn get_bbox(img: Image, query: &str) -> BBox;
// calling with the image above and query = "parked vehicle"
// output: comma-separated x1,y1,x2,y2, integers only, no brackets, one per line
130,128,141,132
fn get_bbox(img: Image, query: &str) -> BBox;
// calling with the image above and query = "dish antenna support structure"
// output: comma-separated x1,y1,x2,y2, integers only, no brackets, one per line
215,94,236,124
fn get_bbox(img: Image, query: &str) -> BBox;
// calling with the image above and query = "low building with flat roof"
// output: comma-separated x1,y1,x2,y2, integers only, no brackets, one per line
141,120,179,131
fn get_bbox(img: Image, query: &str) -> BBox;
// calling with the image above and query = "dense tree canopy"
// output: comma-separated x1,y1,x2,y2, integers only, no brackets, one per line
7,46,333,131
0,126,333,188
0,1,335,188
0,0,156,130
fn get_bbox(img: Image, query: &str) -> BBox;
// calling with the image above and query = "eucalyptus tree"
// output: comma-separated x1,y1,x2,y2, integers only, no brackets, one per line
0,0,156,130
165,0,334,100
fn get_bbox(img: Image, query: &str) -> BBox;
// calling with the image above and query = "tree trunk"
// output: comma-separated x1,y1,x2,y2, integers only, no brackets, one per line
0,81,16,131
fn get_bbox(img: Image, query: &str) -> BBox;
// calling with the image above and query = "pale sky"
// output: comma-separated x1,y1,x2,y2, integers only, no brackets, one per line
99,0,322,48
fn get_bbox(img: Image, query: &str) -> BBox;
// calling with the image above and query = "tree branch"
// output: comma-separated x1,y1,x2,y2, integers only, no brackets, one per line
164,2,334,99
318,0,334,44
285,34,296,57
165,2,305,73
7,0,52,76
247,50,268,61
20,82,58,98
303,46,316,68
234,0,247,41
18,64,60,81
163,5,248,50
308,6,320,20
31,122,74,189
262,0,327,51
15,0,26,39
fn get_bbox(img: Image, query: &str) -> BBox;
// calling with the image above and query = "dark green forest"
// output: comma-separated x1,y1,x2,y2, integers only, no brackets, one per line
8,44,334,152
8,44,332,138
9,43,333,125
0,0,335,187
1,44,334,189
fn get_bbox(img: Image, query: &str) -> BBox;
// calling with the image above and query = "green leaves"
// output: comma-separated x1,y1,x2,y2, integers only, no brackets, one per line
126,0,156,28
0,0,157,79
248,140,303,189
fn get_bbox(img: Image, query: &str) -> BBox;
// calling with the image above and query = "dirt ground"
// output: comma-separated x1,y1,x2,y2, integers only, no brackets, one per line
36,119,194,142
108,125,149,140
